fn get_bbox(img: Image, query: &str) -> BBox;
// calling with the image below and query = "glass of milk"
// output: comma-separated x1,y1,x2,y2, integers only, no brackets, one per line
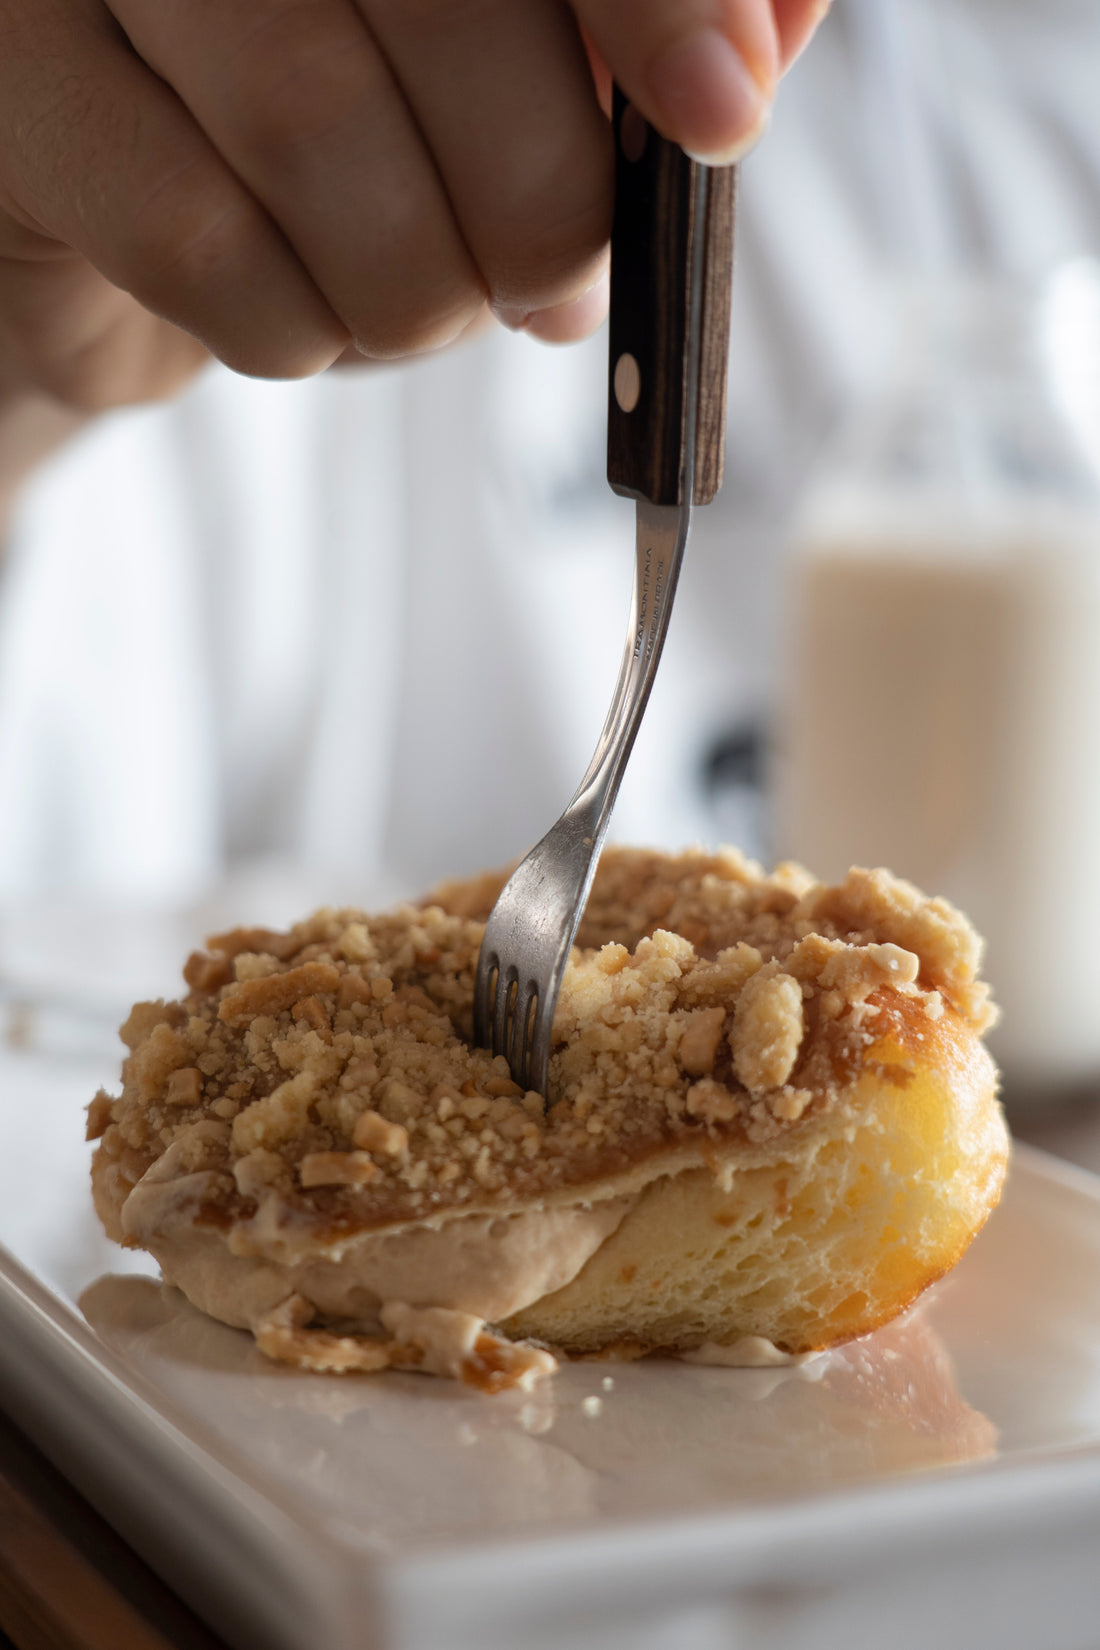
774,269,1100,1104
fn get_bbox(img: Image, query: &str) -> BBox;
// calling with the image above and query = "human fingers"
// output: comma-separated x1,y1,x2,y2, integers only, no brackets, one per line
0,0,348,380
574,0,823,163
0,215,208,408
526,0,830,343
523,261,610,344
329,300,495,369
106,0,487,359
772,0,833,70
362,0,613,332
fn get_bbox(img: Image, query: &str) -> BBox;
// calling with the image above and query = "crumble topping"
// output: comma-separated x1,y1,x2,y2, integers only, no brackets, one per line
252,1295,557,1391
90,848,995,1243
731,967,805,1092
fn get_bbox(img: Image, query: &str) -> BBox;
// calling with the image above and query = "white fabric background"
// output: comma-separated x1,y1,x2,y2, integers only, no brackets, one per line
1,0,1098,905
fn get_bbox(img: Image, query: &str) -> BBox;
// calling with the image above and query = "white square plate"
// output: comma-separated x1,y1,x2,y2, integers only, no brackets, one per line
1,1041,1099,1650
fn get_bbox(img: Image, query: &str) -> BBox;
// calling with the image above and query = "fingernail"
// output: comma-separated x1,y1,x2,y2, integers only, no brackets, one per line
684,106,770,168
786,0,834,69
648,28,771,165
492,303,532,332
525,269,610,345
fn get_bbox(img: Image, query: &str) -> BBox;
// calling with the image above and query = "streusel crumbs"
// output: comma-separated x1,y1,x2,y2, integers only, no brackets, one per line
89,848,995,1246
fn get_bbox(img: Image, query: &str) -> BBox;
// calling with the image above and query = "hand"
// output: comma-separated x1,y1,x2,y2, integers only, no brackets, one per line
0,0,830,419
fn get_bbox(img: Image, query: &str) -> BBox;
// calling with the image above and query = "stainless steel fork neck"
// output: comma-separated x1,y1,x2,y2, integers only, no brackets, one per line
567,156,710,834
472,161,712,1099
566,500,691,837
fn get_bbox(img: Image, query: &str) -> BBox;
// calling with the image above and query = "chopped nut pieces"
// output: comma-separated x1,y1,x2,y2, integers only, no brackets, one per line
206,926,302,962
732,969,804,1093
353,1109,409,1156
92,849,994,1252
678,1006,727,1076
292,995,332,1037
299,1151,378,1188
164,1067,203,1107
218,963,342,1027
183,951,232,994
254,1295,557,1390
254,1295,393,1374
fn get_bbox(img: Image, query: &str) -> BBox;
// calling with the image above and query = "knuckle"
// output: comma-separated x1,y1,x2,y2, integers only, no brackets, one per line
220,333,345,381
124,153,253,288
351,280,483,360
344,206,486,358
223,4,370,167
370,0,498,31
21,69,136,185
482,139,612,307
124,171,345,380
190,291,348,378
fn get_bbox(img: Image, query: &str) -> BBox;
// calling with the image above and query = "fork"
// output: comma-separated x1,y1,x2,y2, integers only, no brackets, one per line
473,91,737,1098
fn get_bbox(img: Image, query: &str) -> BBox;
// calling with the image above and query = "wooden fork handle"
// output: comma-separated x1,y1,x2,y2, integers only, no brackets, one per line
606,88,737,508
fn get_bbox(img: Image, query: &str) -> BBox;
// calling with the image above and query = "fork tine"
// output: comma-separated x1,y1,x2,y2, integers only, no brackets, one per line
472,950,495,1052
508,979,538,1092
492,966,516,1067
528,995,554,1099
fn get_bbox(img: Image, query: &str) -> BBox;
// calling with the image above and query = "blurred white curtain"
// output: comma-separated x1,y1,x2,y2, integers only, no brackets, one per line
1,0,1097,903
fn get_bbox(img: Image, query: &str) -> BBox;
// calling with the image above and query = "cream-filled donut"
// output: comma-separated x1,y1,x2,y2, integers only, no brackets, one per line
89,847,1007,1390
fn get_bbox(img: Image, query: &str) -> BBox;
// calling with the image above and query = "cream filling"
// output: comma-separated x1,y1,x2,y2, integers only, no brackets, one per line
379,1302,557,1388
120,1153,826,1388
120,1167,635,1334
679,1337,825,1368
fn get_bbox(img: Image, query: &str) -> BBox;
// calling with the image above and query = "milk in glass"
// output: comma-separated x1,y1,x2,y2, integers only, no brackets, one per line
775,275,1100,1099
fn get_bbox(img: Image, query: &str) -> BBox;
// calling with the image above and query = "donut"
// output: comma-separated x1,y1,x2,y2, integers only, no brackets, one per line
87,847,1007,1390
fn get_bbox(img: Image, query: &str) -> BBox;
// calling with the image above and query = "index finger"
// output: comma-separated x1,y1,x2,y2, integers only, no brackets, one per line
576,0,829,162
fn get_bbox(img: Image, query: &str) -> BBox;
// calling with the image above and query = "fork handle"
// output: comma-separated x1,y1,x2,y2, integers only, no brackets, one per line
606,89,737,508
